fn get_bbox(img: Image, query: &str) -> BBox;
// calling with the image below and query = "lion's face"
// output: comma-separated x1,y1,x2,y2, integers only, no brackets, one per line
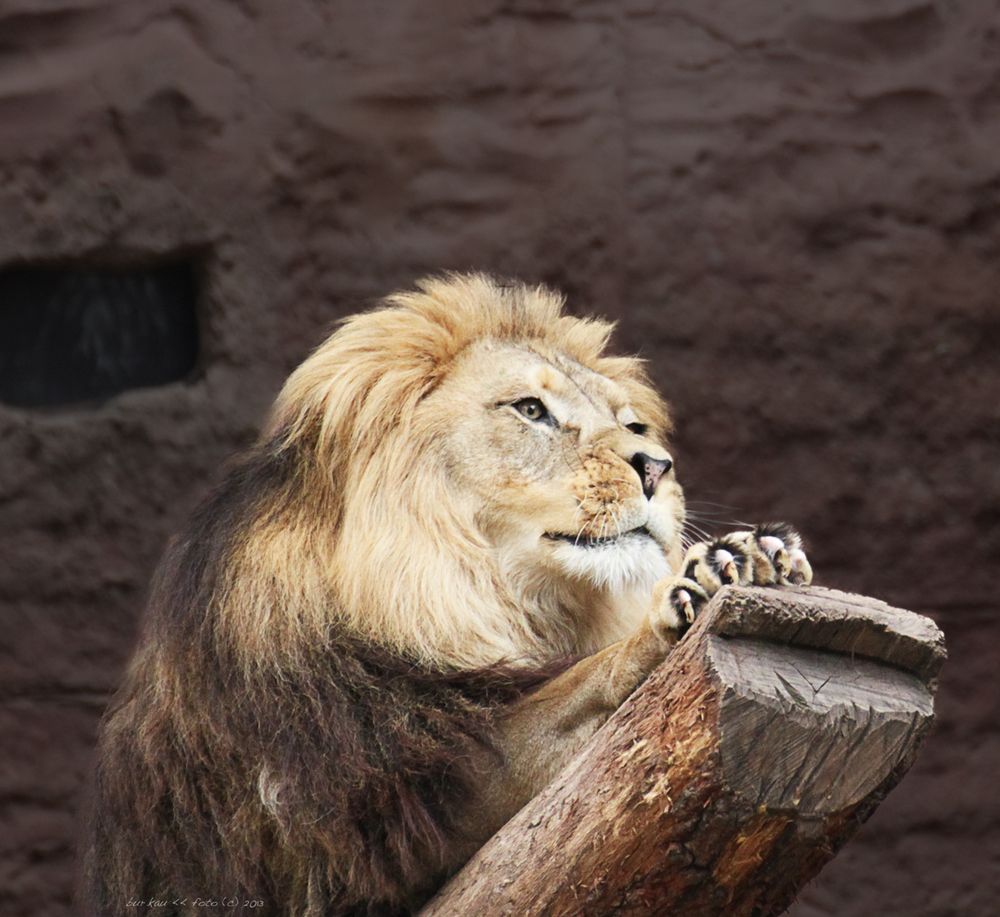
425,339,685,597
264,273,686,665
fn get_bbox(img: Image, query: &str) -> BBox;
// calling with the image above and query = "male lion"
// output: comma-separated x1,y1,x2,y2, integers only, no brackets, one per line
84,273,812,916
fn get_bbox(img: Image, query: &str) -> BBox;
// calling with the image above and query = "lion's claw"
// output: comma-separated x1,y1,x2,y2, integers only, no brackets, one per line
788,547,813,585
650,577,708,641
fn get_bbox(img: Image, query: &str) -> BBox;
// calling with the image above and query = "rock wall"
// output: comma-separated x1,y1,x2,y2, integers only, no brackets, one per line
0,1,997,914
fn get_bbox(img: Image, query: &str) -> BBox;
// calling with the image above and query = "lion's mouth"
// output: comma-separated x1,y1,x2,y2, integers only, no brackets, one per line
544,525,652,549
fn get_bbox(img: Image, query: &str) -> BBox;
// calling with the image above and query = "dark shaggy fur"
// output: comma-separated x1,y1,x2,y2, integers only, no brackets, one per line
82,444,567,916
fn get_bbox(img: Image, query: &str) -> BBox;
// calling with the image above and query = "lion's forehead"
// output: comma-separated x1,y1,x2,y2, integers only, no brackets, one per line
541,354,623,410
463,341,627,421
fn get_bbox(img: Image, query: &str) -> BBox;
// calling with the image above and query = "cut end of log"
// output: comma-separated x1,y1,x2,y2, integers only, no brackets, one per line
704,585,944,819
421,586,945,917
708,585,946,684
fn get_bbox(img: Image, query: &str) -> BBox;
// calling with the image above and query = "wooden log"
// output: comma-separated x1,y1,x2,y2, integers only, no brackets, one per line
420,586,946,916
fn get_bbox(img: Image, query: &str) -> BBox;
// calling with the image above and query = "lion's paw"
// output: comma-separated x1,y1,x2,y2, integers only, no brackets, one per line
650,523,812,643
683,522,812,596
715,523,813,588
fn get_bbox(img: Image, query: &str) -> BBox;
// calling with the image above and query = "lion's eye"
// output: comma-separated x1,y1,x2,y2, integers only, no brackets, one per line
626,421,648,436
513,397,550,423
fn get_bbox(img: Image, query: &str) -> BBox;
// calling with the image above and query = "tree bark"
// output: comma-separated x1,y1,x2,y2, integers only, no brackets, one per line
420,586,946,916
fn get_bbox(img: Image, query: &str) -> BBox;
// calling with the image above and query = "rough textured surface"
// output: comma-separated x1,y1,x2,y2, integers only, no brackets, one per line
712,586,948,684
0,1,997,915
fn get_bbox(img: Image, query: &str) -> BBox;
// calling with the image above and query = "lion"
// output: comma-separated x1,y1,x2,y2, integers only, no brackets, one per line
83,273,812,916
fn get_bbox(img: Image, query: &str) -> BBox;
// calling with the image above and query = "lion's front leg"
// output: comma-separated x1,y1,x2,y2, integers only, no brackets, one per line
451,620,676,860
453,524,812,864
651,522,814,638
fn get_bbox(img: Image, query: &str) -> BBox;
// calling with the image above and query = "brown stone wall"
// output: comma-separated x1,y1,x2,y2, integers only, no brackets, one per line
0,1,996,914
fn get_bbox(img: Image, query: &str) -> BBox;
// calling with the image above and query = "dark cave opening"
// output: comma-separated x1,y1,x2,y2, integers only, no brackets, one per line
0,260,200,408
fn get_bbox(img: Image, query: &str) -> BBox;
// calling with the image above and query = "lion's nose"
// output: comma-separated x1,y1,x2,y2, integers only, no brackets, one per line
629,452,672,499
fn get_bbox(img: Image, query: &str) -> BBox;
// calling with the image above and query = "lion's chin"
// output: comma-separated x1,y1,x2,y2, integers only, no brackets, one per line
544,528,670,594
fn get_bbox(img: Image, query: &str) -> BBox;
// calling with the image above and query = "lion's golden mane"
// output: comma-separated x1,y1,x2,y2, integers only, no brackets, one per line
83,274,667,916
